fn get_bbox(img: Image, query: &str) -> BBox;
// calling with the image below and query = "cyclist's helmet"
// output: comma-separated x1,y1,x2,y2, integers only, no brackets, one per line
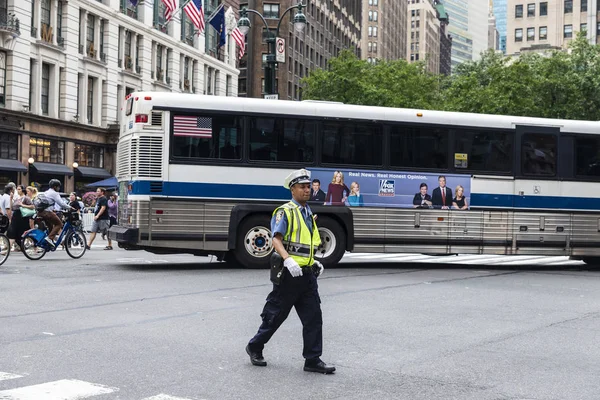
48,179,61,189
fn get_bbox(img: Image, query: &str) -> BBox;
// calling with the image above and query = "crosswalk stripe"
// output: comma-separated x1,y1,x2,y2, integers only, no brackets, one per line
341,253,585,266
0,372,23,382
141,395,196,400
0,379,117,399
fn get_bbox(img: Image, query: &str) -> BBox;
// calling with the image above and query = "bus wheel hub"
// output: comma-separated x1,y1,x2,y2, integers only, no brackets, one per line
244,227,272,258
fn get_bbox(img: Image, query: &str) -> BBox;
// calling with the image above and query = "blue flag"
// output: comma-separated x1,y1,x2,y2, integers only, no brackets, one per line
128,0,138,6
208,4,226,47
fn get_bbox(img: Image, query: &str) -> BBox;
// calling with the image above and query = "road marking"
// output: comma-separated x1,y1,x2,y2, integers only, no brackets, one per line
0,379,117,399
0,372,23,382
341,253,586,266
141,395,196,400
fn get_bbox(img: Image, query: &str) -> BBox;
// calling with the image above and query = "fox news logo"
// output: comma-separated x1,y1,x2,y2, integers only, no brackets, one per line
379,179,395,197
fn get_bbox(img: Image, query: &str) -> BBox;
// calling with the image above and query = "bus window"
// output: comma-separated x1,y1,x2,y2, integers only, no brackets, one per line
390,126,449,169
125,97,133,116
249,117,315,163
454,129,513,173
574,135,600,177
321,122,383,166
521,133,556,176
172,115,242,160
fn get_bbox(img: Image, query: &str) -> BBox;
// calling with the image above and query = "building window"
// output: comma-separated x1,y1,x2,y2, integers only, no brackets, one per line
74,144,104,168
597,22,600,35
515,28,523,42
29,137,65,164
373,42,377,54
121,0,137,19
57,1,63,44
263,3,279,19
564,0,573,13
564,24,573,38
527,3,535,17
539,26,547,40
153,0,167,31
527,27,535,40
86,14,95,56
515,4,523,18
373,11,378,21
181,13,194,45
41,63,49,115
87,77,94,123
0,52,5,107
581,0,588,12
581,23,587,33
368,42,372,52
540,2,547,15
124,30,132,69
41,0,50,26
0,134,18,160
373,27,378,37
368,10,373,21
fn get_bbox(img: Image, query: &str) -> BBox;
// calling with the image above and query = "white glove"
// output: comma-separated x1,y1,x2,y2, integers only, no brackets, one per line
314,260,324,278
284,257,303,277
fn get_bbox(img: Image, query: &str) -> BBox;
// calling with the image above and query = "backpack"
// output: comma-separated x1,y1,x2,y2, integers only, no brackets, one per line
33,193,55,210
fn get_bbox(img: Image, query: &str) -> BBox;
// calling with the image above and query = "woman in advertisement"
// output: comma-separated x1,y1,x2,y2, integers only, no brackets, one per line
325,171,350,206
346,182,364,207
452,184,469,210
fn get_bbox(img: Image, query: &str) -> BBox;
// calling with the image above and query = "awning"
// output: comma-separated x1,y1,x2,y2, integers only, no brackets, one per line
31,162,74,176
0,158,27,173
84,176,118,189
75,166,112,179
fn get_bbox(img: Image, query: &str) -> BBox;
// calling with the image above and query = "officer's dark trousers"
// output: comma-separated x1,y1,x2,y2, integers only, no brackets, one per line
248,268,323,360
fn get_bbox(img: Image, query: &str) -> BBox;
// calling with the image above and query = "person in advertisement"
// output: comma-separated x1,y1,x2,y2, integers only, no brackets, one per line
246,169,335,374
431,175,453,209
309,179,326,203
413,183,433,208
324,170,349,206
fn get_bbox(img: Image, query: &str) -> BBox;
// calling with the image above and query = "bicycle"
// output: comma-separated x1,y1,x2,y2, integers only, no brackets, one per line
21,210,87,260
0,215,10,266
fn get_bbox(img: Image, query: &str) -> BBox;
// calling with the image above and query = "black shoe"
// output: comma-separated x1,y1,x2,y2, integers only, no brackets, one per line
304,359,336,374
246,344,267,367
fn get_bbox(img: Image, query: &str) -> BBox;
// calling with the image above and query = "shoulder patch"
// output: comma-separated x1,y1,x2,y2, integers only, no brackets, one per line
275,210,284,224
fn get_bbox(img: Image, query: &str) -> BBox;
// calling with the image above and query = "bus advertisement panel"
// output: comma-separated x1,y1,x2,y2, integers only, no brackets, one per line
308,167,471,210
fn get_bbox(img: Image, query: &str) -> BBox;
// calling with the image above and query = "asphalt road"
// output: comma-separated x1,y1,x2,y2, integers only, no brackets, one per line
0,245,599,399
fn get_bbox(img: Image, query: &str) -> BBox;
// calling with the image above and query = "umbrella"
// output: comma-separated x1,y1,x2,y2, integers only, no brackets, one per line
84,176,118,189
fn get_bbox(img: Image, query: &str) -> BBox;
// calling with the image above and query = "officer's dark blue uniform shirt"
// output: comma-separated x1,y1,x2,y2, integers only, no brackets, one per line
271,199,313,238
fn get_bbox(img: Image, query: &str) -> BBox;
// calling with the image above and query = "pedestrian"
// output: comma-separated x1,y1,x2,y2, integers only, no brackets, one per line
246,168,335,374
86,187,111,250
105,193,118,240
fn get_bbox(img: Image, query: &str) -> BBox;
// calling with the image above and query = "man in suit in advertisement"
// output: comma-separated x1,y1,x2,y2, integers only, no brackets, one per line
431,175,453,209
309,179,326,203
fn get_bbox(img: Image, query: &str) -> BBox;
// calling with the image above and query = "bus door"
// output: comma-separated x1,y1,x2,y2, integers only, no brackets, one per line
514,125,568,253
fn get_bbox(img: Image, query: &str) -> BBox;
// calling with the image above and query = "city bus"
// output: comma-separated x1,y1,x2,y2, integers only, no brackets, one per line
109,92,600,268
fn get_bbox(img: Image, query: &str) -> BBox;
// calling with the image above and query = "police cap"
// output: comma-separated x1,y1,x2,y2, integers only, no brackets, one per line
284,169,311,189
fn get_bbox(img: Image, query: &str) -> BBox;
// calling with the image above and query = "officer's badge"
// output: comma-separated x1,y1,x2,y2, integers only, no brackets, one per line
275,210,284,224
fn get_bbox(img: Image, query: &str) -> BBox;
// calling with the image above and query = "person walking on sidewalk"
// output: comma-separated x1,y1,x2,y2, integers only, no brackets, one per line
86,188,112,250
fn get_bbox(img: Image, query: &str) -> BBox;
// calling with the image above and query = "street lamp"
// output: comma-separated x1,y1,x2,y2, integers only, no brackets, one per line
237,2,306,97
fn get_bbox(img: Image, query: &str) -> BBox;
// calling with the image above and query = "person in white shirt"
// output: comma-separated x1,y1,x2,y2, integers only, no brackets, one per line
0,183,16,219
36,179,71,247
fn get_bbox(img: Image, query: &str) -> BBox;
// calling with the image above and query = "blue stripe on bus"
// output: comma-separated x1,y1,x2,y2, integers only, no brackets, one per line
130,181,600,211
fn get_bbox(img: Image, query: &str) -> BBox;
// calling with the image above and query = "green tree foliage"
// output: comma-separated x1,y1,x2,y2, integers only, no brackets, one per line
301,50,442,109
302,33,600,120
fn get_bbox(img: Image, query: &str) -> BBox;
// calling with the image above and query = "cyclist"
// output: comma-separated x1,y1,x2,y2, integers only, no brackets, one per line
37,179,71,248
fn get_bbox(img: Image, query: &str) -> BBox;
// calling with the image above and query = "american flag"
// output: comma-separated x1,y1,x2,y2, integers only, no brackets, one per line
161,0,178,21
173,116,212,138
231,26,245,59
184,0,205,34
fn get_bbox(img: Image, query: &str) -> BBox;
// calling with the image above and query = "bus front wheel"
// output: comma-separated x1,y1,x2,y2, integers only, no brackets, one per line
315,216,346,267
234,214,273,269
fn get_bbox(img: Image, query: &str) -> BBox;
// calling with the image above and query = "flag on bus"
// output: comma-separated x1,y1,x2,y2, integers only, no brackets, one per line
231,26,245,59
184,0,205,34
173,115,212,138
161,0,177,21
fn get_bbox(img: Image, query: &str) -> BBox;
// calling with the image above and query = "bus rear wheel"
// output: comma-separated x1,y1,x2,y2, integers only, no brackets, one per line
315,216,346,267
234,215,273,269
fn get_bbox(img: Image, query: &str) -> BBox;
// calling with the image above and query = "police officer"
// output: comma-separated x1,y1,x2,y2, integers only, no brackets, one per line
245,169,336,374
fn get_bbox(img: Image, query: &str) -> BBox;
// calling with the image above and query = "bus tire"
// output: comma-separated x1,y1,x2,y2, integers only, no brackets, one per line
315,216,346,267
234,214,273,269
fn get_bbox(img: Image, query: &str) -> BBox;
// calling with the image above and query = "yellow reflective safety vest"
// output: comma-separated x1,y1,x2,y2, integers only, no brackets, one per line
273,201,322,267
